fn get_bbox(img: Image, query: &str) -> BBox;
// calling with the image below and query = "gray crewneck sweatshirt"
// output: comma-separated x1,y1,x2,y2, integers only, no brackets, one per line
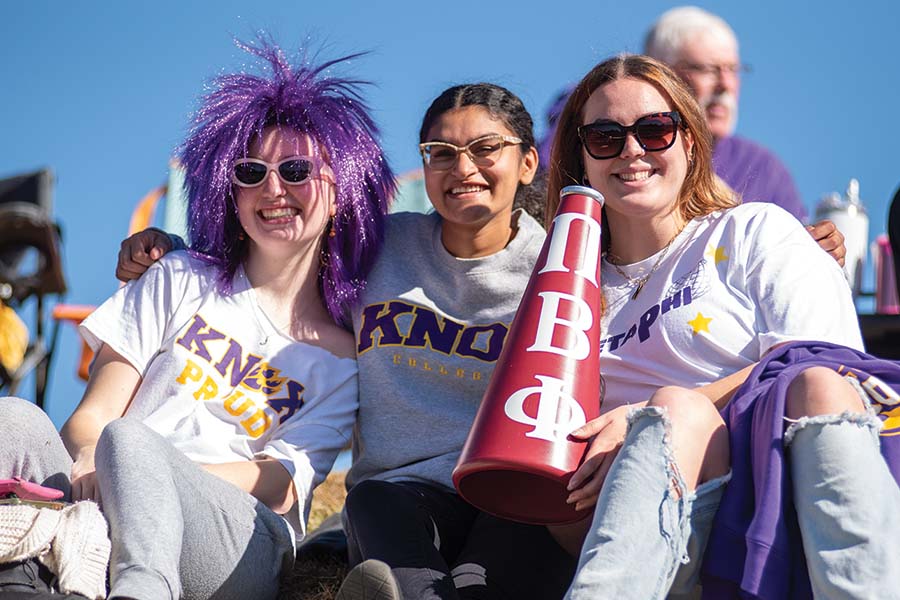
348,209,546,491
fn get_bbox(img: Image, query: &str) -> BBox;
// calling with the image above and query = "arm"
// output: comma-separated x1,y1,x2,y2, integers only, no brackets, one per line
550,367,750,553
546,400,646,554
694,363,756,410
60,343,142,501
116,227,180,282
560,362,756,526
201,458,298,515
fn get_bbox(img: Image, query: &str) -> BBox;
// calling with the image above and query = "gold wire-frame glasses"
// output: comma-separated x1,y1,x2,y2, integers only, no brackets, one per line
418,134,523,171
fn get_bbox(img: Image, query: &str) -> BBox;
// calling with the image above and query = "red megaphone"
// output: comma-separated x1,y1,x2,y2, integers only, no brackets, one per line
453,185,605,525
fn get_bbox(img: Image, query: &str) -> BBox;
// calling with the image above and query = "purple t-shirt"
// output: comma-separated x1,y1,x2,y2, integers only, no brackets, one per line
713,135,807,223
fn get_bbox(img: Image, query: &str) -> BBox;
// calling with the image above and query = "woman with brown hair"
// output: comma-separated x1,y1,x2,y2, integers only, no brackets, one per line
546,54,899,599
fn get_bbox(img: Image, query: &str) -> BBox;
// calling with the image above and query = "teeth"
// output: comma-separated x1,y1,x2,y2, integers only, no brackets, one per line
618,171,651,182
260,208,298,219
450,185,486,194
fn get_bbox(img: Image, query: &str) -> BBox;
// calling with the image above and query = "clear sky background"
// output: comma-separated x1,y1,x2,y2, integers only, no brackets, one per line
4,0,899,426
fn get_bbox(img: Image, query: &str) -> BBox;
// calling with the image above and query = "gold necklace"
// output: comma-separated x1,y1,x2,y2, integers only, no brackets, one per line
606,233,680,300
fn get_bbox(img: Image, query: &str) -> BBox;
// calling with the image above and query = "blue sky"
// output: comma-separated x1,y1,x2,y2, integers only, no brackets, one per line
4,0,898,425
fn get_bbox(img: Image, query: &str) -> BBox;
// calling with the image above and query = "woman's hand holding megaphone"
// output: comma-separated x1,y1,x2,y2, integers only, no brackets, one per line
565,402,647,511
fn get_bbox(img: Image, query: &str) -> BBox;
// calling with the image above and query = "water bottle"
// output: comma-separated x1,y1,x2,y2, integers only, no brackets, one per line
815,178,869,298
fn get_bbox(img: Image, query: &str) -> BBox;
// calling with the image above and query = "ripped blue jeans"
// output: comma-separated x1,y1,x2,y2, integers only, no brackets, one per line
567,396,900,599
785,402,900,599
565,406,729,600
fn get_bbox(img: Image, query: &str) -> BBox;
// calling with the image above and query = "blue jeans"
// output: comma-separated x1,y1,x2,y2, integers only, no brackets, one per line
567,400,900,599
565,407,729,600
785,409,900,599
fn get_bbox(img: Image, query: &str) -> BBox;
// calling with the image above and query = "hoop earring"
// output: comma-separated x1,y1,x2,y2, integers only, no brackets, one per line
581,174,591,187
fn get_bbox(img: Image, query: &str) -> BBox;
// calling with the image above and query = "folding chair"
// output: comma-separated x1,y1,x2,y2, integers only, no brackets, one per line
0,169,67,408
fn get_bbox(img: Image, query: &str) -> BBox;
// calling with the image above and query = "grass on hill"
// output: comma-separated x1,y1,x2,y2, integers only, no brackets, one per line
279,471,349,600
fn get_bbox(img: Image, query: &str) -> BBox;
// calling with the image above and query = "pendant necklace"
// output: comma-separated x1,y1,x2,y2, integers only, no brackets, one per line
247,280,293,346
607,232,679,300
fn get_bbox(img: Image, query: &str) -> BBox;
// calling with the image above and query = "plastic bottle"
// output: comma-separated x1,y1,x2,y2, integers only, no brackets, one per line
815,178,869,297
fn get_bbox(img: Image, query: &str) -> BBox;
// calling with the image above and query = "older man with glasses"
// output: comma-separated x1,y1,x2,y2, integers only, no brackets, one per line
538,7,844,263
644,6,845,262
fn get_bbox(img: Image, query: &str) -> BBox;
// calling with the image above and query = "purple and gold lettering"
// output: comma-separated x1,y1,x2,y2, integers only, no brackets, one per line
176,359,203,386
176,315,226,361
224,390,253,416
214,340,263,387
357,301,415,353
404,308,464,354
456,324,506,361
193,376,219,401
241,409,272,439
267,380,306,424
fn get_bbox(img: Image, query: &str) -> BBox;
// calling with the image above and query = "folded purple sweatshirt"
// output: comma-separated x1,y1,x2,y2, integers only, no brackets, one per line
701,341,900,599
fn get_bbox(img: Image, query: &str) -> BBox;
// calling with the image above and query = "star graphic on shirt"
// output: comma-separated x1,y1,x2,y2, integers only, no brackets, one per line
706,245,729,264
688,312,713,335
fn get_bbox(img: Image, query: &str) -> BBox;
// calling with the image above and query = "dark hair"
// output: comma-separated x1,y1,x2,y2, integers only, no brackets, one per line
546,54,734,226
419,83,541,223
180,35,394,327
418,83,535,148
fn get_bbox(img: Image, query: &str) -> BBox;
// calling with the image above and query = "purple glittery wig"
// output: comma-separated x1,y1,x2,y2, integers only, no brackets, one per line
180,34,395,326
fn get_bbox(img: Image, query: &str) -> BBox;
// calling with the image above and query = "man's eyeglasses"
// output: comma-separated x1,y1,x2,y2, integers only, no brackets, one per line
676,62,752,79
232,156,324,188
419,134,523,171
578,112,683,160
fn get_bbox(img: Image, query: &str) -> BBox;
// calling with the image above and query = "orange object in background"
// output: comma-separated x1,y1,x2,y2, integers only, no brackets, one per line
53,184,166,381
50,304,96,380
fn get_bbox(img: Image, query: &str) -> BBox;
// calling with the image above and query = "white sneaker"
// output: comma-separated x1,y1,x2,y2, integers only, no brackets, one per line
335,559,402,600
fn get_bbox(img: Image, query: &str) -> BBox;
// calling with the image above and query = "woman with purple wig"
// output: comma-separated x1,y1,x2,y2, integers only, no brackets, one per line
0,37,392,600
119,81,579,599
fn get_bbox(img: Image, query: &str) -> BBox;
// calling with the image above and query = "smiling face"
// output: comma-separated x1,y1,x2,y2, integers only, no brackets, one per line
234,126,335,258
581,77,692,225
422,105,537,235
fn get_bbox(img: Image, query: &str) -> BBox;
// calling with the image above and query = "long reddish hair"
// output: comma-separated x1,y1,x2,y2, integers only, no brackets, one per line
545,54,735,228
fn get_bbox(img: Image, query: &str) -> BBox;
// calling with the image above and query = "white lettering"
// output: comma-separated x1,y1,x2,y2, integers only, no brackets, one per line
527,291,593,359
538,213,602,286
503,375,587,442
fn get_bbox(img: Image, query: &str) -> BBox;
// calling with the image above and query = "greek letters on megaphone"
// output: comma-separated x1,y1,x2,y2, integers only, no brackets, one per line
453,185,605,525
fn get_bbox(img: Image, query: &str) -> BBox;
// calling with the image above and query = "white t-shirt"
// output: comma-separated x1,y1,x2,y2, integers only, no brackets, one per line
80,251,357,541
599,203,864,412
